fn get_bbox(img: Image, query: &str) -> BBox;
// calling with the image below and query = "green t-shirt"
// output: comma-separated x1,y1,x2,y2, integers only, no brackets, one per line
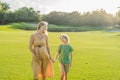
58,44,73,64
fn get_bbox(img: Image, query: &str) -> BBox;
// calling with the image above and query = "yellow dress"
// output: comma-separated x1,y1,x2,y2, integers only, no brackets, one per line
31,33,54,78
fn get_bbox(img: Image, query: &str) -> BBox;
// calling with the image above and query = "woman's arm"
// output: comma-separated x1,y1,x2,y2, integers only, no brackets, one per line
29,34,36,55
45,35,55,63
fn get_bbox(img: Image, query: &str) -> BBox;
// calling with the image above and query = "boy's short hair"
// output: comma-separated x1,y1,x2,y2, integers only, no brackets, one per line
60,34,70,43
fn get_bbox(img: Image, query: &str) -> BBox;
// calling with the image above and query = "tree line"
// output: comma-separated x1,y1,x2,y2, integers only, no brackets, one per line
0,1,41,24
0,1,120,27
43,10,118,27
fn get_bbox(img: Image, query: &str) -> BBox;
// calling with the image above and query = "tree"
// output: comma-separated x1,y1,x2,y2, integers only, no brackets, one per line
116,10,120,25
14,7,41,22
0,1,41,24
43,9,116,27
0,2,10,24
0,1,2,12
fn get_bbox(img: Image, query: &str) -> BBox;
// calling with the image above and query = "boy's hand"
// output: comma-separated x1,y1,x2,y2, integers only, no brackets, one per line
69,63,72,67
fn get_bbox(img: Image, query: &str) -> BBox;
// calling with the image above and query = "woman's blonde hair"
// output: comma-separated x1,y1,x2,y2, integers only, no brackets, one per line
37,21,48,35
60,34,70,43
37,21,48,31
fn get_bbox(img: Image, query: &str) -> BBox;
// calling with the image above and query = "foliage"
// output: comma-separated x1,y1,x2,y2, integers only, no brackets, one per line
5,23,103,31
115,11,120,25
0,1,2,12
0,2,41,24
10,23,37,30
43,9,116,27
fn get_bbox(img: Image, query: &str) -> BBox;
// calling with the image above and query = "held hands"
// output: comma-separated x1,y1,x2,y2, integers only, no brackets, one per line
49,56,55,63
51,58,55,63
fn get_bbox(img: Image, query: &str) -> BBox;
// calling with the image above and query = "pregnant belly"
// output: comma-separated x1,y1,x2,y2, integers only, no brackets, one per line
36,47,49,59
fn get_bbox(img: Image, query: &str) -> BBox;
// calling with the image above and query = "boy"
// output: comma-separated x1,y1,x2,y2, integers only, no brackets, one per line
54,34,73,80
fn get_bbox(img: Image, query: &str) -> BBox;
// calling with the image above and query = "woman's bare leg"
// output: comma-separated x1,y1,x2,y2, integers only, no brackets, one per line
41,59,48,80
32,60,40,80
41,74,46,80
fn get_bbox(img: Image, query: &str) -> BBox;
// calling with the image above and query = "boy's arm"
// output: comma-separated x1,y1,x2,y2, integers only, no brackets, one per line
54,53,59,61
54,45,61,62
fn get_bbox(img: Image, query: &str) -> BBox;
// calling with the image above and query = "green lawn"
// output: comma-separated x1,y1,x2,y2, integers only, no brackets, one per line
0,25,120,80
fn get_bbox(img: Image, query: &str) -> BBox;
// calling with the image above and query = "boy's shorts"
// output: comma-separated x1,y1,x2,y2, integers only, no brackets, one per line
59,63,69,73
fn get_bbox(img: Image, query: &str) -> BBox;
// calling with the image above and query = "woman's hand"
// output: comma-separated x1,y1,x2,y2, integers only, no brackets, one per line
34,52,42,60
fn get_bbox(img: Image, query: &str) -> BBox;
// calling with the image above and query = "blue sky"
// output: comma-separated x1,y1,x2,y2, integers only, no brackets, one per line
1,0,120,14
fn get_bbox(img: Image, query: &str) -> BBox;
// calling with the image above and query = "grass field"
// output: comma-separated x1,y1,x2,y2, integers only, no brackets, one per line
0,25,120,80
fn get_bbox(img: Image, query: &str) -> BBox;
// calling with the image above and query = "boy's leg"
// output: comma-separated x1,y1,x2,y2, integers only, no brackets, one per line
64,72,68,80
59,63,65,80
64,64,69,80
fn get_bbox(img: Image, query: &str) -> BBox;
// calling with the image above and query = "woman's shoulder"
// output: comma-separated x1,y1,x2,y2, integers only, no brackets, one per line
30,33,36,38
31,32,37,36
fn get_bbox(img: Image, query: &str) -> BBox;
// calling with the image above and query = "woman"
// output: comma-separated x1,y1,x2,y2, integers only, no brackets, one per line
29,21,54,80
